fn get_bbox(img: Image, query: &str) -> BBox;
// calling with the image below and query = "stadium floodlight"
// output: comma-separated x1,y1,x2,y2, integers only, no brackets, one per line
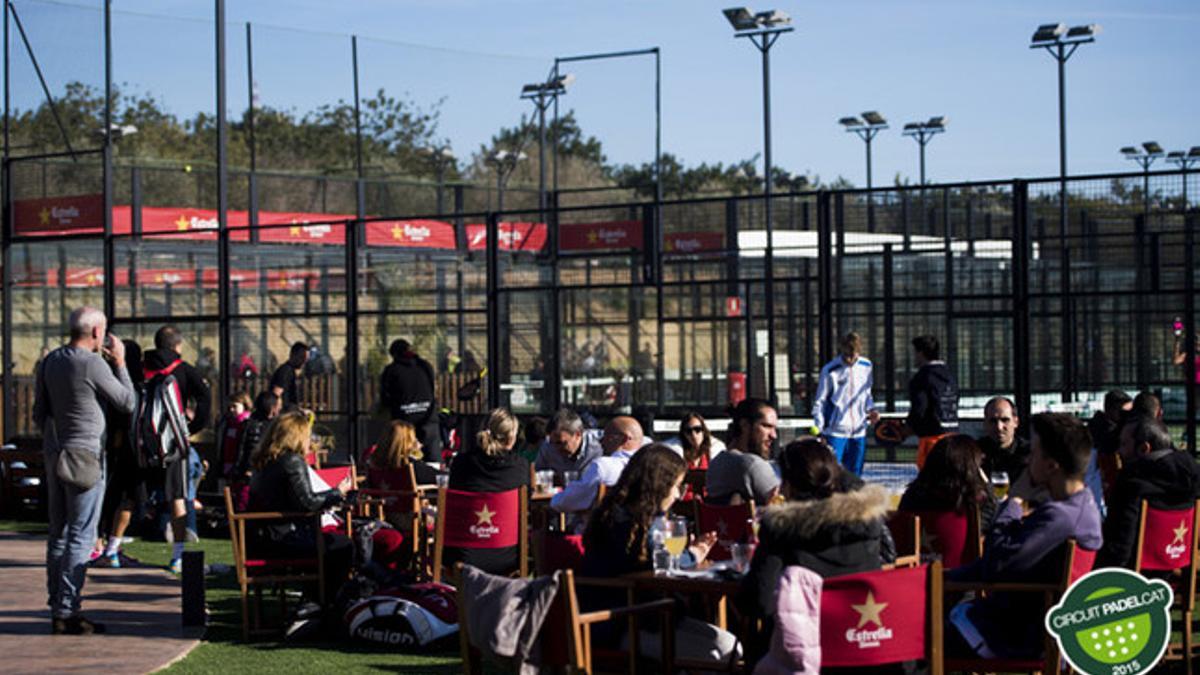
1142,141,1164,157
1120,146,1140,156
901,118,947,184
519,73,573,214
1066,24,1101,40
722,5,793,402
1166,146,1200,208
840,110,888,190
487,149,527,212
1031,23,1067,45
418,146,455,214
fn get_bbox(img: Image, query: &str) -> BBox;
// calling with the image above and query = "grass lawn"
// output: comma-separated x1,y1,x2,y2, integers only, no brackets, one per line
0,516,462,674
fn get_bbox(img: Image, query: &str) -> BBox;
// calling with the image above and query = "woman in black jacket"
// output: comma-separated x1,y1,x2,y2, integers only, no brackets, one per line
737,438,896,664
247,410,353,602
580,444,736,665
445,408,529,575
898,433,997,530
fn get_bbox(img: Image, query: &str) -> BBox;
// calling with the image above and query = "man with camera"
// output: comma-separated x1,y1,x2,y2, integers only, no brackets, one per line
33,307,137,635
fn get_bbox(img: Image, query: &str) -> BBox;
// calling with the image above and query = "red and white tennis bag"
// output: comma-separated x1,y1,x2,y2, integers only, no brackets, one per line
343,582,458,648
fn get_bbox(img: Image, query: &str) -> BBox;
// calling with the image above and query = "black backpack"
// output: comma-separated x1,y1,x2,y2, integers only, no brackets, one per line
133,359,191,469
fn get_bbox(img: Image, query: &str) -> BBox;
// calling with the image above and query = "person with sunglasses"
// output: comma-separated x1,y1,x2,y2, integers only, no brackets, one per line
664,413,726,501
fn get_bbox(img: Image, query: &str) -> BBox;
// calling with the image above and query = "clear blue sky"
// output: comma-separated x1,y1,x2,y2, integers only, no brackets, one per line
8,0,1199,185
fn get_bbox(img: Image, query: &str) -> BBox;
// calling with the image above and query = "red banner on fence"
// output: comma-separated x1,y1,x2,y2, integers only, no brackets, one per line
465,222,547,252
13,194,106,235
559,220,643,252
364,219,458,249
664,231,724,254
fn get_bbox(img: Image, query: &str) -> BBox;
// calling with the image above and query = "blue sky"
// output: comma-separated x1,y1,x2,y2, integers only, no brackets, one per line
8,0,1199,185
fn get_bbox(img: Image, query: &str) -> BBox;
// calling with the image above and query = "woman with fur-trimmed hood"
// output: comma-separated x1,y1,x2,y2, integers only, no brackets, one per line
737,438,896,666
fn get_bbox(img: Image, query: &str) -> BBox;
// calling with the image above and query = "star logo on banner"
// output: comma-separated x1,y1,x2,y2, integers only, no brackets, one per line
586,230,599,244
475,505,496,527
1173,521,1189,546
175,216,190,231
851,591,888,629
38,208,51,226
664,238,674,252
290,225,302,237
392,224,405,241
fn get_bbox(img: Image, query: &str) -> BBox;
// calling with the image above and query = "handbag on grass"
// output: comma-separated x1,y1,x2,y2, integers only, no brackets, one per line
56,447,102,490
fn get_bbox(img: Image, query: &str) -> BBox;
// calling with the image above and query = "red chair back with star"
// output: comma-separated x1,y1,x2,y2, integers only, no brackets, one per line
432,487,528,583
696,501,754,561
819,562,943,669
1135,500,1199,572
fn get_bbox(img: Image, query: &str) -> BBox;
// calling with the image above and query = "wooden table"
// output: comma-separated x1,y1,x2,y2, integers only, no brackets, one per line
622,567,743,630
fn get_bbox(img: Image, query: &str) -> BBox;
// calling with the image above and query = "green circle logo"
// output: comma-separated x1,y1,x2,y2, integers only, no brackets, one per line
1045,568,1173,675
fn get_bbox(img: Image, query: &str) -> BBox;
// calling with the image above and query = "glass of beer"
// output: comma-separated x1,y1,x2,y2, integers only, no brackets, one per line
664,517,689,572
990,471,1010,499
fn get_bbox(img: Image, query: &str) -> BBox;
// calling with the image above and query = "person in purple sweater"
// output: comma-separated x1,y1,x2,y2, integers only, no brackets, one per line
946,412,1103,660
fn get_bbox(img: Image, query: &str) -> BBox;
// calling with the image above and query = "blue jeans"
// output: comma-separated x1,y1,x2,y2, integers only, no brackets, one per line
186,446,202,534
827,436,867,475
45,448,106,619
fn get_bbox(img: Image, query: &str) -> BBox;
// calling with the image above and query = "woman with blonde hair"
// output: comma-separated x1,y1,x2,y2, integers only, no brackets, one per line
247,410,354,603
366,420,439,486
446,407,530,574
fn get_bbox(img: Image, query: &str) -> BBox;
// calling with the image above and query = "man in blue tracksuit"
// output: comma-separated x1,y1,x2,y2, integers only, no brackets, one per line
813,332,879,475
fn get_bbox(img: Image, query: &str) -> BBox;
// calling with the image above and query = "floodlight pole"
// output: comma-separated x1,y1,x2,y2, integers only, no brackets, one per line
851,126,883,191
736,24,791,405
1035,32,1091,402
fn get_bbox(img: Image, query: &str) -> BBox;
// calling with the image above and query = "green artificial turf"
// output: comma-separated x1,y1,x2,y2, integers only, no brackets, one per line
0,518,461,673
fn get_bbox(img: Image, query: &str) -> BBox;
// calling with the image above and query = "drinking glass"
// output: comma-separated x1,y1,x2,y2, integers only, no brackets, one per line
536,470,554,494
664,517,689,572
729,543,751,573
435,474,450,490
564,470,580,485
991,471,1010,500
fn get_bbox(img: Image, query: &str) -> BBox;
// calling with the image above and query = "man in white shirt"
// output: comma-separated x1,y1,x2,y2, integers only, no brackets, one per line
813,332,879,475
551,416,643,515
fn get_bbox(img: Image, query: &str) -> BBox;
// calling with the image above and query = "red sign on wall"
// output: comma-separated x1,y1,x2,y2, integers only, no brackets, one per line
664,231,724,254
726,296,743,317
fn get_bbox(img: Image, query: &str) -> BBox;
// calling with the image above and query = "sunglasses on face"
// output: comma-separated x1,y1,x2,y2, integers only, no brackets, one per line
686,426,705,434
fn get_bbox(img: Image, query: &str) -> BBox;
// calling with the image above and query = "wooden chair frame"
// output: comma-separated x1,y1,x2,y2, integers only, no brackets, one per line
943,539,1091,674
1133,498,1200,671
223,486,326,641
457,566,675,675
886,511,922,568
432,486,529,583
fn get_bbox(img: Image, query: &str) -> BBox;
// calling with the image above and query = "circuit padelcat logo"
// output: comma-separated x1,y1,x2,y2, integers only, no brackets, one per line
1045,568,1173,675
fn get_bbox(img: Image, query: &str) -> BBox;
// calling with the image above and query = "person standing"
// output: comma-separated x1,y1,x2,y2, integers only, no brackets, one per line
270,342,309,411
33,307,137,634
812,332,879,475
143,325,213,574
379,339,440,461
904,335,959,469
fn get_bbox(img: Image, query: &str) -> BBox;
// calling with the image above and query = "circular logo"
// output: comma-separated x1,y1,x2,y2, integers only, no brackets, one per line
1045,568,1173,675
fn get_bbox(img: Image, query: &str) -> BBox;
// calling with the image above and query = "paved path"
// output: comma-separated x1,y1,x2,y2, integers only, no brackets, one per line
0,532,200,674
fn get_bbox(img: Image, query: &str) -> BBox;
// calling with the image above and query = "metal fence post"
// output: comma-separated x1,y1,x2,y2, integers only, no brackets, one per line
1013,180,1032,421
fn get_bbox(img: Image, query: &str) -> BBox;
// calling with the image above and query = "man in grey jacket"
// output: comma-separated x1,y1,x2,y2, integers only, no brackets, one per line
33,306,137,635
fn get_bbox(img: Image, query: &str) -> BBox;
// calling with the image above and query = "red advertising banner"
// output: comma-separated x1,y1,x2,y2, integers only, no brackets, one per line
465,222,548,252
364,219,458,249
559,220,643,252
13,194,106,235
664,231,724,254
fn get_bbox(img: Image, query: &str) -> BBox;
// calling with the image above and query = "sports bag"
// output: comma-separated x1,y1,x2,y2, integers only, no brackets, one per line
343,582,459,648
134,359,191,468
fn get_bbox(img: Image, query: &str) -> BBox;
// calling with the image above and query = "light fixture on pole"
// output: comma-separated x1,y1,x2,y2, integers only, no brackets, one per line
486,149,527,213
1122,142,1164,209
839,111,887,191
520,73,573,216
901,116,947,185
418,146,455,215
1166,146,1200,209
722,6,792,404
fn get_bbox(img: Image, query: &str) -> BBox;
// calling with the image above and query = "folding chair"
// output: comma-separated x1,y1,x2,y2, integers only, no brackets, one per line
223,486,326,640
943,539,1097,674
886,510,922,568
359,463,426,575
432,486,529,583
1133,498,1200,671
457,566,674,675
533,530,586,575
695,501,754,561
899,502,983,568
820,561,945,674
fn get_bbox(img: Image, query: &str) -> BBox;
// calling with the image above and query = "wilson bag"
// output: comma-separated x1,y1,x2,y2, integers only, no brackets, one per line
134,359,191,469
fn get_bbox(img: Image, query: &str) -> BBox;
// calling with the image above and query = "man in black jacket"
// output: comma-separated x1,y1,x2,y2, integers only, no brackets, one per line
270,342,309,410
905,335,958,468
379,339,439,460
143,325,212,573
978,396,1029,480
1089,389,1132,501
1096,414,1200,569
